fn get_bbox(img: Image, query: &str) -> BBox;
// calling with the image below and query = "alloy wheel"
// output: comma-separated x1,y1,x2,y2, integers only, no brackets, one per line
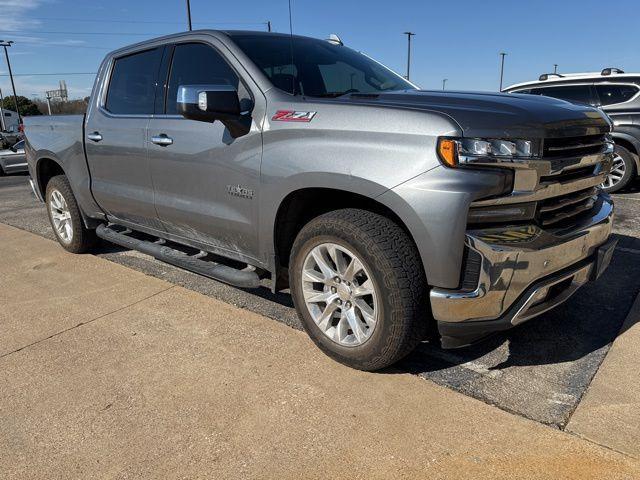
301,242,378,346
49,189,73,243
602,153,626,190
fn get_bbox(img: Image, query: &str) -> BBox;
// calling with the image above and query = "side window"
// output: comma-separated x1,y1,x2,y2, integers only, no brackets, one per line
165,43,240,115
105,48,162,115
595,84,639,106
529,85,594,105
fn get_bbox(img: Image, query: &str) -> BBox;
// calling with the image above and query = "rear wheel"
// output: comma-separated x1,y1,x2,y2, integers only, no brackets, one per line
602,145,636,193
45,175,97,253
289,209,428,371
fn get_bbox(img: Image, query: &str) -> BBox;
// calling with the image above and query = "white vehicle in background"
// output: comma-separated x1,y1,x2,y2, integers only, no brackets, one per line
504,68,640,192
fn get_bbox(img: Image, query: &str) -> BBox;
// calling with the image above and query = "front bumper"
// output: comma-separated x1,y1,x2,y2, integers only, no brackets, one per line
430,192,614,348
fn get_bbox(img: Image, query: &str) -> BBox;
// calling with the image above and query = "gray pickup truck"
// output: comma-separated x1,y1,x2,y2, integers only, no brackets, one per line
25,30,616,371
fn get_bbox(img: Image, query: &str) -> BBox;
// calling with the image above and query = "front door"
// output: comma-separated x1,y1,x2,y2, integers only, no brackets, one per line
147,40,264,262
85,46,164,230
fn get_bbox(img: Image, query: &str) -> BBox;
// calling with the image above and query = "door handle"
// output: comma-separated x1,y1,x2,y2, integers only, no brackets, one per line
151,134,173,147
87,132,103,142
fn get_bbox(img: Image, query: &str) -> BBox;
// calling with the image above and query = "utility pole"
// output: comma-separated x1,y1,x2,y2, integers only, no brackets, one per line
553,63,558,74
499,52,507,92
186,0,192,31
267,21,272,32
45,94,52,115
403,32,415,80
0,88,5,131
0,40,21,123
442,78,448,90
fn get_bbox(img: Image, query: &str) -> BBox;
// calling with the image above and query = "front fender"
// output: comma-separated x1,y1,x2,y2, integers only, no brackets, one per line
377,166,511,289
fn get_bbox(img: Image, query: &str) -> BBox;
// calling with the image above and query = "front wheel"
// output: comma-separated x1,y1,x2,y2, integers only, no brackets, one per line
289,209,428,371
602,145,636,193
45,175,97,253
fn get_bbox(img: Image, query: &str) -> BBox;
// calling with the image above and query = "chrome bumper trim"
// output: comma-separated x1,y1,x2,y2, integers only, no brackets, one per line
430,192,614,324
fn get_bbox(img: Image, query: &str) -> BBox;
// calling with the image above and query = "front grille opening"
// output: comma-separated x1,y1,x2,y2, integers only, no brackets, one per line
536,187,599,227
539,165,596,184
531,277,574,308
543,134,607,158
459,246,482,291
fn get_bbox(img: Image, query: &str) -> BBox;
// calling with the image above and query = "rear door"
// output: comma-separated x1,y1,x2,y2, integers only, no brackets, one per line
147,39,264,262
85,46,165,230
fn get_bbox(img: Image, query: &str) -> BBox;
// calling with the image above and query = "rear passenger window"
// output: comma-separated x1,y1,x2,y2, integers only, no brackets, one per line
165,43,240,115
596,84,639,106
105,48,162,115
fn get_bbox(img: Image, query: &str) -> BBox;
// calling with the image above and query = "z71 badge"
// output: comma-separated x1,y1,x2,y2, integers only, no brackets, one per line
272,110,317,122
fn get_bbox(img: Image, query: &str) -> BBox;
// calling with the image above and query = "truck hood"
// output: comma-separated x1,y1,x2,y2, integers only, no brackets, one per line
339,90,611,139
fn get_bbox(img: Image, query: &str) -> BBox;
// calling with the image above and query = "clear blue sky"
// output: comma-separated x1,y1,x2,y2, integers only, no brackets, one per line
1,0,639,100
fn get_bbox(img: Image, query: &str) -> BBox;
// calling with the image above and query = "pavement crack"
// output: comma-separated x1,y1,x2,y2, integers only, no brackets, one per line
0,285,176,360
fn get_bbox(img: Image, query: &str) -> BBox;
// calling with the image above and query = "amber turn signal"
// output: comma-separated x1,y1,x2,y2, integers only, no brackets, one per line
437,138,458,167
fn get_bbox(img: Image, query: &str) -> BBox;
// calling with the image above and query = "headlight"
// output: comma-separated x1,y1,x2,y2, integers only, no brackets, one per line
437,137,539,167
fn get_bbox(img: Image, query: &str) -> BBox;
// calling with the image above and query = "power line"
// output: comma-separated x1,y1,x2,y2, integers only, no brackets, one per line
0,30,172,36
0,24,269,36
25,17,267,26
0,72,97,77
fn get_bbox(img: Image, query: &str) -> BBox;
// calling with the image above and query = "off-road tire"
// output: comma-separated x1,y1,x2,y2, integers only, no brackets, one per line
45,175,97,253
290,208,429,371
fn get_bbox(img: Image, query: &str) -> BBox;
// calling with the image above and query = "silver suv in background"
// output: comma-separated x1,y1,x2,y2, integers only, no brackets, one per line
504,68,640,192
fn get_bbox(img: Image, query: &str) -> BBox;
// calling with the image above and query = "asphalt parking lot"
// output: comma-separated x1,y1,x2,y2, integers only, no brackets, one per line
1,173,639,428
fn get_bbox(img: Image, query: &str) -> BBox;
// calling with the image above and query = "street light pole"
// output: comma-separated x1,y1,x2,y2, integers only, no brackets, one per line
186,0,192,31
499,52,507,92
403,32,415,80
0,40,21,123
442,78,448,91
0,88,5,131
553,63,558,74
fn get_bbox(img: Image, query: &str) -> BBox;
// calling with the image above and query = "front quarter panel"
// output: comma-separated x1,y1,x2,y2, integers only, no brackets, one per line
258,97,462,268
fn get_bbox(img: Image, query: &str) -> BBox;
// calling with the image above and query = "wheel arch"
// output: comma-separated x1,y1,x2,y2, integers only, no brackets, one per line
271,186,427,290
35,156,65,199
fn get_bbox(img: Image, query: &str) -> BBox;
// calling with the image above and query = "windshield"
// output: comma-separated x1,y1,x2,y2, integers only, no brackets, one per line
230,34,415,97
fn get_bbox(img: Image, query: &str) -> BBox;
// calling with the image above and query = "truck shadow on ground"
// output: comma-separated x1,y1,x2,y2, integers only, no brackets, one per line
399,233,640,374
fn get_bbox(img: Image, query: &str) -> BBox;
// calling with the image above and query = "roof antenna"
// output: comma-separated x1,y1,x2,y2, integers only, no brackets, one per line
288,0,296,95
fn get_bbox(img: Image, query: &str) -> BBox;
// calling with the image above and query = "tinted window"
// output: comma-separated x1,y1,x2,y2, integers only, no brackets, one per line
529,85,594,105
596,84,639,106
14,140,24,149
165,43,239,114
105,48,162,114
231,34,415,97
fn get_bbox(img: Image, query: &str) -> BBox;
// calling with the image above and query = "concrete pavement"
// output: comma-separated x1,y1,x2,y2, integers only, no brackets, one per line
4,174,640,429
1,222,639,479
567,291,640,457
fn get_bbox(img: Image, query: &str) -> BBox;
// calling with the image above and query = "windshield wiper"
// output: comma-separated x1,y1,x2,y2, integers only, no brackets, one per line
312,91,359,98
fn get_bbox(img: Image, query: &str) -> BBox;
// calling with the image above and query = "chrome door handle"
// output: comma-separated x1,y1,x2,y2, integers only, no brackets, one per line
151,134,173,146
87,132,102,142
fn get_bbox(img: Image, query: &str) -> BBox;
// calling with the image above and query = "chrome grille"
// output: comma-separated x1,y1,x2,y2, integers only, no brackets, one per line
536,187,599,227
